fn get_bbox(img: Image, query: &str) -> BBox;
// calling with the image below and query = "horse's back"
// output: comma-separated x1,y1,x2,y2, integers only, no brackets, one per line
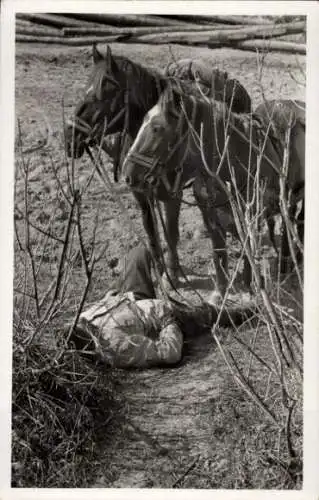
255,100,305,136
165,58,251,113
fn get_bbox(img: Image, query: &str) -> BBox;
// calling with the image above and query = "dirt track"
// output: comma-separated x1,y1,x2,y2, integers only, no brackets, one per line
14,42,305,488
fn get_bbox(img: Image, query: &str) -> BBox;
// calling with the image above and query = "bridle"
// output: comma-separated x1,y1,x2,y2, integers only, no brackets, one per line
125,132,189,197
126,150,172,192
67,102,126,146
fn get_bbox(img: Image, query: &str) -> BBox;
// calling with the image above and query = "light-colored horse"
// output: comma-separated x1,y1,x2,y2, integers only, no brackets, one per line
123,87,305,297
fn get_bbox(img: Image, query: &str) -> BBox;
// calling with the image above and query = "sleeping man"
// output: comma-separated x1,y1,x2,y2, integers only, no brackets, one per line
69,244,254,369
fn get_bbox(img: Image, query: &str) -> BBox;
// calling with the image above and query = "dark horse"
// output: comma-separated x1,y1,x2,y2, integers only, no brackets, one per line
65,44,252,284
123,87,305,297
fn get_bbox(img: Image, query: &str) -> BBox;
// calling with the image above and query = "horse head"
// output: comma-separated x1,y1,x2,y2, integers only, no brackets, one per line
65,44,127,158
122,86,187,198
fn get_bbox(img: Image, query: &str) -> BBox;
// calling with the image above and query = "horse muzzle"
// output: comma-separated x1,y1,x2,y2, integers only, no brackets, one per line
65,136,85,159
123,151,165,189
122,160,150,191
64,119,93,159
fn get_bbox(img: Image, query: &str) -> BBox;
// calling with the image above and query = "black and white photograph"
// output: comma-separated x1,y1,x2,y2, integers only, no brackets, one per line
1,0,319,496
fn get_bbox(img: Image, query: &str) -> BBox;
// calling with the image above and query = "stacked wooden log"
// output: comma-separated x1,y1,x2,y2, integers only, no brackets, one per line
16,13,306,55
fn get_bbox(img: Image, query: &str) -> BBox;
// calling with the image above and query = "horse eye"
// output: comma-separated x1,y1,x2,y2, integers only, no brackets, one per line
102,75,120,92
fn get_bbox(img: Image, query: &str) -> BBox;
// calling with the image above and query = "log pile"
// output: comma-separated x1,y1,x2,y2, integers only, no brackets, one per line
16,13,306,55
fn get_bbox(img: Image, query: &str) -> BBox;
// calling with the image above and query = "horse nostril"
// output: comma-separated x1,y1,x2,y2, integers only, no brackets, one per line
125,176,132,185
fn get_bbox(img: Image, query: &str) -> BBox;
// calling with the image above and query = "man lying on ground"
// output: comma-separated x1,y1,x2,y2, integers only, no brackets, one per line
69,244,254,369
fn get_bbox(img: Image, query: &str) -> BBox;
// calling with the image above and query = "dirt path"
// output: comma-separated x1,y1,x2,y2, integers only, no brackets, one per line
93,325,233,488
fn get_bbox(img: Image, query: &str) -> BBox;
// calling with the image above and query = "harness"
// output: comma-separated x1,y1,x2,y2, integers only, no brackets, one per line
128,150,185,196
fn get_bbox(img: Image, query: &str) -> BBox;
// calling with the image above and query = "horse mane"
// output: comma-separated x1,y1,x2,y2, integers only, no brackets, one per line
160,87,259,142
90,51,165,106
114,55,163,82
92,51,203,113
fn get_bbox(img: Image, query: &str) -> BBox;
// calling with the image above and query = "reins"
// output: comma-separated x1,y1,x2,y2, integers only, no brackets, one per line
68,106,126,144
113,89,129,182
67,116,92,136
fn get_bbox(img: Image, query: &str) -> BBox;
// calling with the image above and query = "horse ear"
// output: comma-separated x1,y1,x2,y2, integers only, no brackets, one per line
160,86,172,111
105,45,119,73
105,45,112,66
162,86,182,120
105,45,113,66
169,87,183,115
92,43,103,63
172,87,183,110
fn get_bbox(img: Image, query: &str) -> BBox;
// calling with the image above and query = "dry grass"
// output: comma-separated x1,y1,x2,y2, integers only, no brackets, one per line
12,129,125,488
12,321,122,487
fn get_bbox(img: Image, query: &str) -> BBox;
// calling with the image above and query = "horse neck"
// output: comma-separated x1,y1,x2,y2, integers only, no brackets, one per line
178,96,206,145
126,64,166,138
166,96,204,166
178,97,224,169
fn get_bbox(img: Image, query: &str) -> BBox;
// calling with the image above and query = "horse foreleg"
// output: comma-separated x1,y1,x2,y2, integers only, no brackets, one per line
133,192,164,276
199,208,228,296
163,195,182,286
211,224,229,297
193,182,228,298
266,215,278,256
